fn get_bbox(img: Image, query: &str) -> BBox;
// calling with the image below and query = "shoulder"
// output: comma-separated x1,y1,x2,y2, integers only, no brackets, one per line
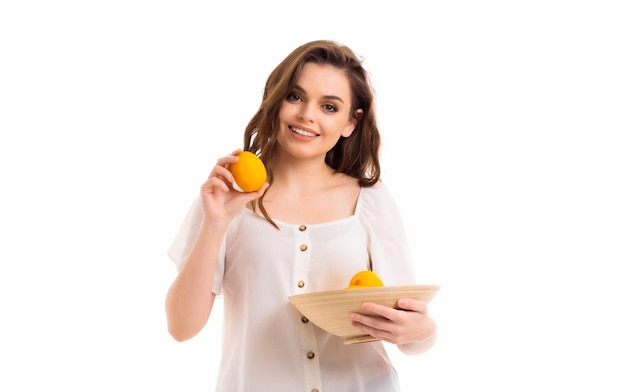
355,181,403,223
359,181,396,205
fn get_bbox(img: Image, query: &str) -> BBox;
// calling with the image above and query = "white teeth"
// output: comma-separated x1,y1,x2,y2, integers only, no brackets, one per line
291,127,316,137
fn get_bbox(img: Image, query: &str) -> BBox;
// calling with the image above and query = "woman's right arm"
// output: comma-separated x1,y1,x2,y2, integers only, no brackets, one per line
165,152,267,341
165,219,227,341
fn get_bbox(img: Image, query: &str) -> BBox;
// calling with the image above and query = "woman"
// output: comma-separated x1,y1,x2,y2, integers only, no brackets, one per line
166,40,436,391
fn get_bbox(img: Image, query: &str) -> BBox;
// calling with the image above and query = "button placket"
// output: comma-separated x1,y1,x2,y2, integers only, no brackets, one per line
292,223,322,392
302,343,322,392
294,224,310,290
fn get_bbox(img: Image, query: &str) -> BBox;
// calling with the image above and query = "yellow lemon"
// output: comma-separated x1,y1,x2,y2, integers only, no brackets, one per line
345,270,384,289
230,151,267,192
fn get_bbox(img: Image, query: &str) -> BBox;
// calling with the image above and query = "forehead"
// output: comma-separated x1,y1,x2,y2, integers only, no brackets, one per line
295,62,352,100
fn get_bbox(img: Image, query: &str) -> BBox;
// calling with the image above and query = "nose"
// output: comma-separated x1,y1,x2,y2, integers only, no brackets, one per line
298,103,315,123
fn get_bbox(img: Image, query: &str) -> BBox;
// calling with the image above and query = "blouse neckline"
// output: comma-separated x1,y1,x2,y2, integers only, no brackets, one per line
243,186,365,228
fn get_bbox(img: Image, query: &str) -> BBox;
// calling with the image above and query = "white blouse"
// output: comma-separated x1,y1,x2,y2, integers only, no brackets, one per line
168,181,418,392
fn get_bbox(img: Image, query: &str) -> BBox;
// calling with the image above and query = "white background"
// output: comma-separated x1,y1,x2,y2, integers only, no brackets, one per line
1,1,625,390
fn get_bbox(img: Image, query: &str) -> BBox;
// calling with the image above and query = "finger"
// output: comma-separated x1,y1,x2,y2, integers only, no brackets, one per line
217,149,243,167
396,299,428,314
216,153,238,167
202,176,230,193
350,312,392,331
211,165,235,180
350,316,394,343
239,182,269,202
210,165,236,183
360,302,399,320
256,182,269,195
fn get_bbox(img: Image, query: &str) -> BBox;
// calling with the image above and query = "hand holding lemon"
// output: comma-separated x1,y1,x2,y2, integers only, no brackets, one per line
230,151,267,192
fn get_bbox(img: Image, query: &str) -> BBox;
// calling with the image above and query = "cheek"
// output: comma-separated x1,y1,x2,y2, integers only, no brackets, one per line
278,101,296,120
323,117,351,136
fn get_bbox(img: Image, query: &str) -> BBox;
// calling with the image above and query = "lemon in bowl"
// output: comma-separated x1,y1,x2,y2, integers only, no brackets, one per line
345,270,384,289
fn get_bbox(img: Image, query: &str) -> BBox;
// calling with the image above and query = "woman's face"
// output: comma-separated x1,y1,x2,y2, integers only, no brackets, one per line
276,62,357,161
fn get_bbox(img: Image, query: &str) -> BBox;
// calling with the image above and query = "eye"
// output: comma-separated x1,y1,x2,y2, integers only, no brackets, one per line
286,92,303,102
322,104,337,113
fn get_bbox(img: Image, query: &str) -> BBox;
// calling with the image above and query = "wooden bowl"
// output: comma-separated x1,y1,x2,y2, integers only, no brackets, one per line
288,285,440,344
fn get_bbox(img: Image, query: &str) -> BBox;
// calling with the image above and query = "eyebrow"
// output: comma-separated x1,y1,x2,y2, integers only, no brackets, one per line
293,84,345,104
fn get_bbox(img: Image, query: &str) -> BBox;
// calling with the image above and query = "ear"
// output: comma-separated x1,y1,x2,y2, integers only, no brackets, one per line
341,109,363,138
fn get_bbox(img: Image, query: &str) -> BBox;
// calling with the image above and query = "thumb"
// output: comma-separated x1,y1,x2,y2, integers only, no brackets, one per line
242,182,269,201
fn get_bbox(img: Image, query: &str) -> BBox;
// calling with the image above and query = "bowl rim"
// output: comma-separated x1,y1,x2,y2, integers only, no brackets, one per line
288,284,441,301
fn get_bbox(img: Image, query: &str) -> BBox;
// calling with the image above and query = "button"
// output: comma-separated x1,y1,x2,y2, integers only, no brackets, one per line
301,316,309,323
297,280,305,288
299,244,308,251
299,224,307,231
306,351,315,359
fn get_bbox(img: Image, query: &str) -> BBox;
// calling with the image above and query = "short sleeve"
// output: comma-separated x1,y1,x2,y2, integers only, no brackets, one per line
357,182,418,285
167,196,203,270
166,196,227,295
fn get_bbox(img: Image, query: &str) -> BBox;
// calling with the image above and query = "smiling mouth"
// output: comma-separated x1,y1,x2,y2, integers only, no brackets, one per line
289,126,318,137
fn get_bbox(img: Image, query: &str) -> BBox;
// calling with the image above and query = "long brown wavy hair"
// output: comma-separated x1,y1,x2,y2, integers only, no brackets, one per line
244,40,382,228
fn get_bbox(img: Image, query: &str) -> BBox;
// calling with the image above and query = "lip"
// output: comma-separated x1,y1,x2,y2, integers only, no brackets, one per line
289,125,319,139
